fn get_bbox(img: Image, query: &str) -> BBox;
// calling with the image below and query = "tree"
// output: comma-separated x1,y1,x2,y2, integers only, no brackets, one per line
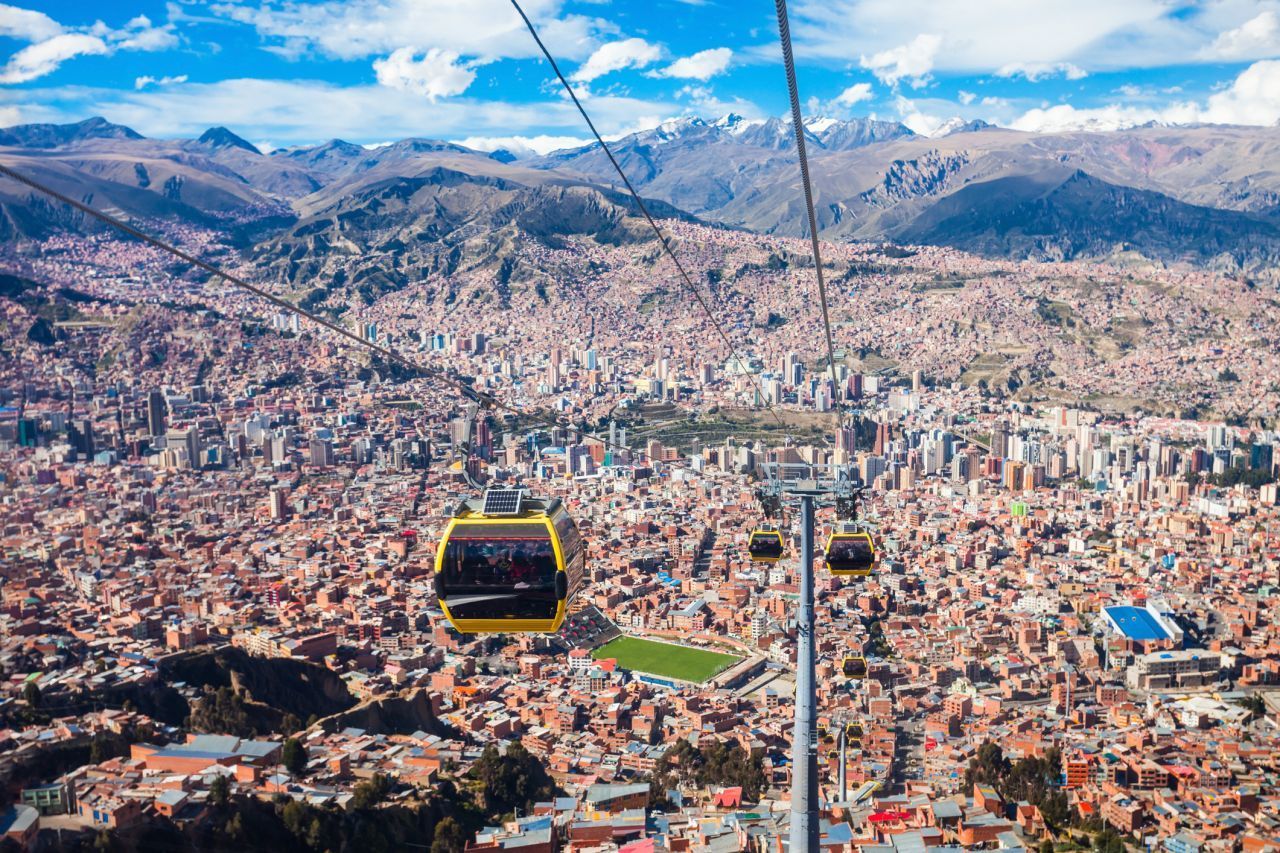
224,812,245,843
1233,694,1266,719
650,739,767,803
191,686,252,736
432,817,468,853
282,713,302,735
471,743,555,815
209,774,231,807
964,741,1010,792
281,799,308,836
352,773,392,809
306,815,339,851
282,737,308,776
1039,841,1054,853
1093,828,1125,853
22,682,40,708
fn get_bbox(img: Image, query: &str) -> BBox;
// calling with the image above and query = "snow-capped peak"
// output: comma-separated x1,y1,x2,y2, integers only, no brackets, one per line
803,116,839,134
715,112,765,136
929,117,995,137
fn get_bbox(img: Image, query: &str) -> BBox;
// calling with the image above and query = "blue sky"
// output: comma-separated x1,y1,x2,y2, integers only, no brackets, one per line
1,0,1278,153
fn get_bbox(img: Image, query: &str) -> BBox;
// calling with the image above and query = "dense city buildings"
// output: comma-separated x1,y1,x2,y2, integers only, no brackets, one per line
1,222,1279,851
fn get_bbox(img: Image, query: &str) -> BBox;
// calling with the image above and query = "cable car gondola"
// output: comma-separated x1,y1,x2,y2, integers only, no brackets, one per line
825,523,876,577
845,722,863,746
841,656,868,680
434,488,583,633
748,526,786,563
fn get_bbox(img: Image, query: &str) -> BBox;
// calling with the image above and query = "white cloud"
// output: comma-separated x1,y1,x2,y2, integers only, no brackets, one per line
373,48,477,101
456,134,591,156
860,33,940,87
1010,59,1280,132
0,34,109,84
1204,10,1280,60
958,90,975,105
834,82,873,106
788,0,1214,73
94,15,178,52
676,84,714,101
113,24,178,52
0,3,62,41
0,7,176,85
135,74,189,89
1011,102,1172,133
1200,58,1280,125
997,61,1088,81
570,38,661,83
209,0,600,62
893,95,949,136
650,47,732,80
0,105,20,125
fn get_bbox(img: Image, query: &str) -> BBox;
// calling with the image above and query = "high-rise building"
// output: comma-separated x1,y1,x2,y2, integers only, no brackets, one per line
874,422,890,456
70,418,95,458
990,426,1010,459
269,487,290,520
146,390,167,437
1250,442,1274,472
167,427,201,469
475,419,493,460
16,417,38,447
309,438,334,467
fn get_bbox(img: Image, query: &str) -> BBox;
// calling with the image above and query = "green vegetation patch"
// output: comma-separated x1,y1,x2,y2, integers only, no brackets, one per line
593,636,740,683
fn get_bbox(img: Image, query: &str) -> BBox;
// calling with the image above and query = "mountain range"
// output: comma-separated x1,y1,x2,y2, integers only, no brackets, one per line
2,115,1279,282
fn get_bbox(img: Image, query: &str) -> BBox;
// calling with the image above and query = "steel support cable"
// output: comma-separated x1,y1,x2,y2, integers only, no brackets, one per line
508,0,788,431
0,162,638,459
774,0,844,435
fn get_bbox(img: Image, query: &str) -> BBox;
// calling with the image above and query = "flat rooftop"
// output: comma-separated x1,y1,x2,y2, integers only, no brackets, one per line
1104,605,1171,641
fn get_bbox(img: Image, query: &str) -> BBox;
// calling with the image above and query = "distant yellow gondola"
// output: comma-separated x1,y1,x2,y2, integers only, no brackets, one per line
825,525,876,577
748,527,786,563
841,656,868,679
434,489,584,633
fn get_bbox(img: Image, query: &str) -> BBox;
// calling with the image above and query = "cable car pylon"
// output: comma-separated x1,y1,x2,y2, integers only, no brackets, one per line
755,462,864,851
792,490,818,852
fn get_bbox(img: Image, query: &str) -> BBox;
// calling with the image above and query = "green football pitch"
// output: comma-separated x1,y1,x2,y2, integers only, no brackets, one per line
593,636,741,683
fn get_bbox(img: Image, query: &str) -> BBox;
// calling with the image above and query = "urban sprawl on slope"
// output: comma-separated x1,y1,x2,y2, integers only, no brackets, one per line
0,224,1278,852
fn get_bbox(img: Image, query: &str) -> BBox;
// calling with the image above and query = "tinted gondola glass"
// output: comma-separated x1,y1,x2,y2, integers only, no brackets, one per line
438,524,560,621
435,493,583,633
826,531,876,576
846,722,863,745
842,656,867,679
748,529,785,563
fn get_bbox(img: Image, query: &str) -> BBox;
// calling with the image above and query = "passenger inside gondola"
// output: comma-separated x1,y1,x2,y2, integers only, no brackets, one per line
748,529,785,562
441,531,560,620
454,540,556,588
826,532,875,576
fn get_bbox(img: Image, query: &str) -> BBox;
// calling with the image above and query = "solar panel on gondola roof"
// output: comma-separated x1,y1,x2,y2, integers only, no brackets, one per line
482,488,523,516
